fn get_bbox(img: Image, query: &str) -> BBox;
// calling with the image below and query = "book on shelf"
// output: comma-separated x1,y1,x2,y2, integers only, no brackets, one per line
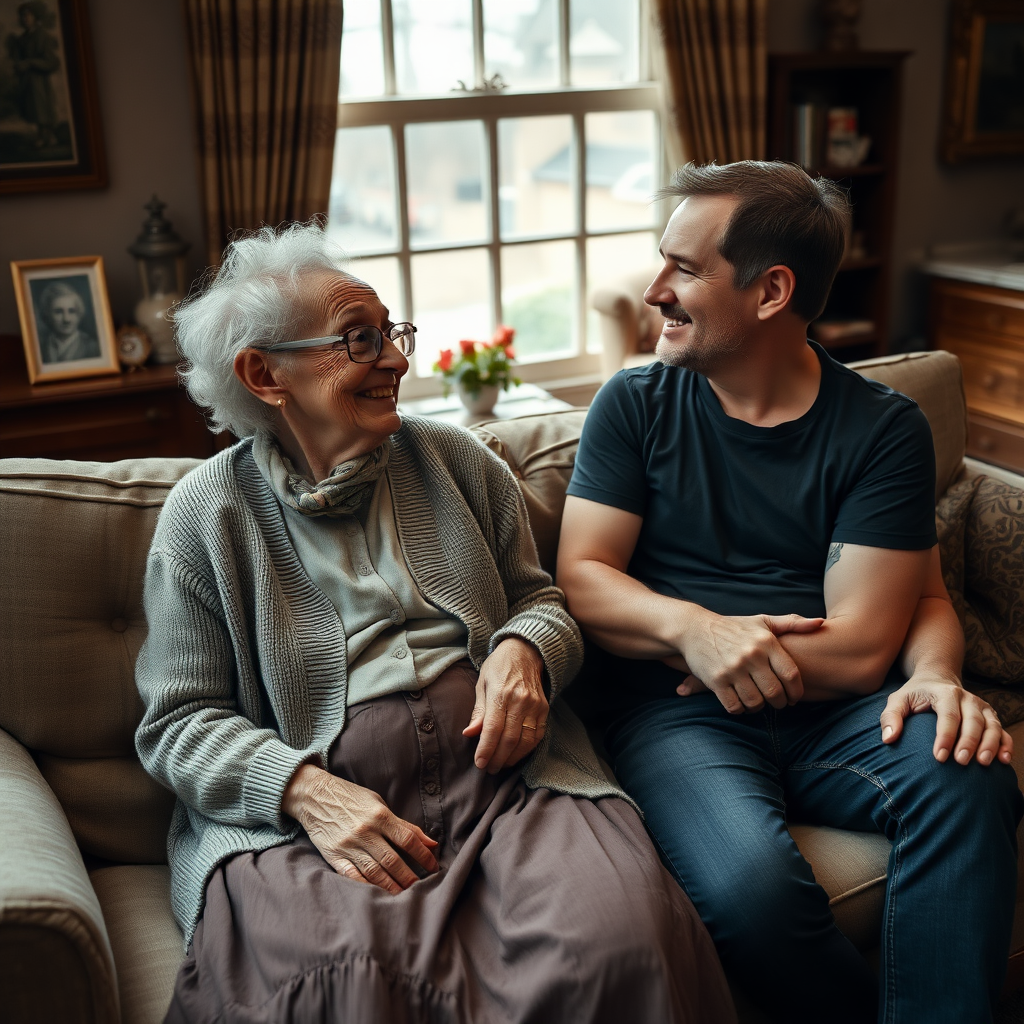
813,319,876,344
793,103,820,168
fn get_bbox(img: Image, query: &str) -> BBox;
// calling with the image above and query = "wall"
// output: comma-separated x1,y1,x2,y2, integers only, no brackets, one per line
0,0,204,337
769,0,1024,347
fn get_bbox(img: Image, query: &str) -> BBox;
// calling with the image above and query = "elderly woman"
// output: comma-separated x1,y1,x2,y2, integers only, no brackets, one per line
135,223,733,1024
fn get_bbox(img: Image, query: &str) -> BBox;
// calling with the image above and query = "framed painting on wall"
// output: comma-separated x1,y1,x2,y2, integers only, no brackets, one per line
0,0,106,192
11,255,120,383
941,0,1024,162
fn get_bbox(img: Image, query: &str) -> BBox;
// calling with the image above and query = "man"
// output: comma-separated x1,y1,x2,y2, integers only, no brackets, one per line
557,160,1022,1024
37,281,99,363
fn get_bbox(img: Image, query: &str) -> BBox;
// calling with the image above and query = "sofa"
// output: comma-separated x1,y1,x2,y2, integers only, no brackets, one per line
1,349,1023,1024
590,262,662,378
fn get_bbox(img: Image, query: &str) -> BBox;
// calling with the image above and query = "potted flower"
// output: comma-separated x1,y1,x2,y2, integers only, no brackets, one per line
432,325,522,415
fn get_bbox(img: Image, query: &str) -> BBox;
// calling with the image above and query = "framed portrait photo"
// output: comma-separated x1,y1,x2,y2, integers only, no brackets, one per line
941,0,1024,162
11,255,119,383
0,0,106,193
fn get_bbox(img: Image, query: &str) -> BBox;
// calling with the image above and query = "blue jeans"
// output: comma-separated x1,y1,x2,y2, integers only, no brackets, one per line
606,686,1023,1024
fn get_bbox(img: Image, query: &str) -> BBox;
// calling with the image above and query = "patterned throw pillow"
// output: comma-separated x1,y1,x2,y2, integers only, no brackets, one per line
963,478,1024,685
935,476,1024,724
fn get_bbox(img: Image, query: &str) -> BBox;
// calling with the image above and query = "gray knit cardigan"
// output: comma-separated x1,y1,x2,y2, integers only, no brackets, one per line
135,415,627,947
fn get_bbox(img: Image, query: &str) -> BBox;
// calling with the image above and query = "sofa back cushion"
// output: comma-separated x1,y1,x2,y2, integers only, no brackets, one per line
0,458,198,862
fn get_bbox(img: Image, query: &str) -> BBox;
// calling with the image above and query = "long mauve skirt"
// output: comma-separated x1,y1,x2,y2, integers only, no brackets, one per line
165,662,735,1024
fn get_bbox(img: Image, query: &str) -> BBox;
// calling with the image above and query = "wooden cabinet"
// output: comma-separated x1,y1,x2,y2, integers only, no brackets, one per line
0,334,223,461
929,278,1024,472
769,51,908,360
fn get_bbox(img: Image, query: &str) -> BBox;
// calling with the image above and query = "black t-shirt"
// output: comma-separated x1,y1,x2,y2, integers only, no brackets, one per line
566,343,937,704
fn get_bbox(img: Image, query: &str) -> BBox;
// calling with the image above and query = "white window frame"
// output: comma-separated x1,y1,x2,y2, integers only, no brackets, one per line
336,0,668,398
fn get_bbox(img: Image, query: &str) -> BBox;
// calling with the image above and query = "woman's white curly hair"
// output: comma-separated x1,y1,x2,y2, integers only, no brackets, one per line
175,221,350,437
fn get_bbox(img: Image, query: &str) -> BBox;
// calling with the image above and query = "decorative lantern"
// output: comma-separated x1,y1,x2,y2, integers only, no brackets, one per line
128,195,191,364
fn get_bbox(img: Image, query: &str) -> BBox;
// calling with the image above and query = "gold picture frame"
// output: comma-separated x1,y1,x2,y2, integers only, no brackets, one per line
940,0,1024,163
11,255,120,383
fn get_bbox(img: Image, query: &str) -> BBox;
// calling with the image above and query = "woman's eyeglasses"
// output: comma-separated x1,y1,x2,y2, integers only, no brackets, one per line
260,323,416,362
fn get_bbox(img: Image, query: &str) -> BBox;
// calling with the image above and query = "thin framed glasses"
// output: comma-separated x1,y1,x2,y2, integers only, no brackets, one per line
261,322,416,362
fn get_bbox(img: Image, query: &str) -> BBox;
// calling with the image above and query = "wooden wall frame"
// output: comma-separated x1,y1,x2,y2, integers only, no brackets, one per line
0,0,107,193
941,0,1024,163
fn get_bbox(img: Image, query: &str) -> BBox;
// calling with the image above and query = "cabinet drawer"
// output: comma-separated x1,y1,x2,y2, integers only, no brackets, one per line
967,413,1024,474
935,283,1024,345
938,337,1024,416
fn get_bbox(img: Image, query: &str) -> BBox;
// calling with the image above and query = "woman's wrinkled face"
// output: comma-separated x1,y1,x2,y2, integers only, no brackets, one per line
273,274,409,456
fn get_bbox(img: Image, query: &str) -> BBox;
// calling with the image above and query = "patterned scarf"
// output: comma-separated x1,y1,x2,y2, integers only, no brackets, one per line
254,433,391,517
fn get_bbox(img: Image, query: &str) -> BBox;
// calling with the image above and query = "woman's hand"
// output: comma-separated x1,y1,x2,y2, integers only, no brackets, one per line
463,638,549,773
282,763,438,893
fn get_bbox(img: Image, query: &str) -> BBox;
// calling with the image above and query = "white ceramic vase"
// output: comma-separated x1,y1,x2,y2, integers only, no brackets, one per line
456,383,499,416
135,293,183,364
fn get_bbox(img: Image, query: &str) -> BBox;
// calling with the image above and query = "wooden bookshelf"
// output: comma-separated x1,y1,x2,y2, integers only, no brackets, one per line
769,51,909,360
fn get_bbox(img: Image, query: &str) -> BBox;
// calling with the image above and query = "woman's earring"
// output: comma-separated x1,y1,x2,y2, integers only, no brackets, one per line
277,397,287,409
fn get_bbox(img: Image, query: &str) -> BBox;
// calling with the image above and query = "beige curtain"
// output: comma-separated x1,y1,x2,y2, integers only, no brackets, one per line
184,0,343,266
655,0,768,165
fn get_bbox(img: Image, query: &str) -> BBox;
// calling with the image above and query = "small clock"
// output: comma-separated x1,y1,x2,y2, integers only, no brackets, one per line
116,325,152,369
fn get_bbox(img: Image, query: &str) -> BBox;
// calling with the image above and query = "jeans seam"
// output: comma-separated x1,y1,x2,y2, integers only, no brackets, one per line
789,760,905,1024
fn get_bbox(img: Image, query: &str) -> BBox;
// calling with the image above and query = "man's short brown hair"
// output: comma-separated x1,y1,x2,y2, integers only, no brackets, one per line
663,161,850,322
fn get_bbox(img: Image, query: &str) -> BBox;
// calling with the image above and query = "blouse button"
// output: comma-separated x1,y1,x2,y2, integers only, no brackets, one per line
393,648,408,659
389,608,401,623
420,717,435,733
424,781,439,795
358,564,373,576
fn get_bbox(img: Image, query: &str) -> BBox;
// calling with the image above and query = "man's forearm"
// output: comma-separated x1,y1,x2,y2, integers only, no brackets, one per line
898,595,964,680
560,558,704,659
777,621,900,700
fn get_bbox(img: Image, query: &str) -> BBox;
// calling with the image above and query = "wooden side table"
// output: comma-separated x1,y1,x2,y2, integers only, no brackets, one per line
928,279,1024,473
0,334,221,461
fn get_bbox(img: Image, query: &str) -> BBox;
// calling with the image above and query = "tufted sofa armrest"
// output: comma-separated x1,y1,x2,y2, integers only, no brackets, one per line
0,727,119,1024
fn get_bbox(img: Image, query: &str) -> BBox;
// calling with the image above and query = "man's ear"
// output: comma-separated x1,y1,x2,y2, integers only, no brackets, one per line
234,349,288,407
755,265,797,322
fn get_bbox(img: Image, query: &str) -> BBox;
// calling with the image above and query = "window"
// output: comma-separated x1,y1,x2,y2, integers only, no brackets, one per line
330,0,666,397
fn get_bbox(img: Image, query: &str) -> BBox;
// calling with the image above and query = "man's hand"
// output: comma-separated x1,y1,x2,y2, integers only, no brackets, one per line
463,637,549,773
282,763,439,893
677,611,823,713
880,674,1013,766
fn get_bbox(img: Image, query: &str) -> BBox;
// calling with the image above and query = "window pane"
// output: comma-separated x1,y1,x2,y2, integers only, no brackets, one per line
340,0,386,98
328,126,399,255
585,110,658,232
406,121,489,247
498,116,574,239
348,256,405,321
570,0,639,86
502,240,575,361
394,0,473,95
411,248,491,376
483,0,557,90
587,231,659,352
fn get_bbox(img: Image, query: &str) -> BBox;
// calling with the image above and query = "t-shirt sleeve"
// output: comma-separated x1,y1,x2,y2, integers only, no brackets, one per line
566,372,648,516
831,400,937,550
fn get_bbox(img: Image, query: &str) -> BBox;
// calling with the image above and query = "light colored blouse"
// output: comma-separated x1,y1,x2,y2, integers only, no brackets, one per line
252,442,469,704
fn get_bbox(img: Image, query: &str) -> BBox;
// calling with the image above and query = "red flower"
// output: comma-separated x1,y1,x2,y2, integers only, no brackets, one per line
503,346,516,361
492,325,515,347
437,348,454,371
459,339,477,356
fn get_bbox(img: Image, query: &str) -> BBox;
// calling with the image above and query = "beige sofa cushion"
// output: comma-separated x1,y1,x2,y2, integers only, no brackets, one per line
90,866,183,1024
0,458,198,862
